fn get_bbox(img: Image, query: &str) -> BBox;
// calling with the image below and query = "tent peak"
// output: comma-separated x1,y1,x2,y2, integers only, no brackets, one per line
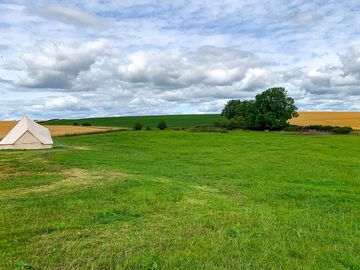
0,115,53,149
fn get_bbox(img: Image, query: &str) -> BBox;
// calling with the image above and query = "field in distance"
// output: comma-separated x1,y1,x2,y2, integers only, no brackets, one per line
44,112,360,130
0,121,123,139
289,112,360,130
44,114,225,128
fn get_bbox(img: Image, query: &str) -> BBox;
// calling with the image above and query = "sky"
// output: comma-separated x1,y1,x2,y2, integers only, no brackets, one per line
0,0,359,120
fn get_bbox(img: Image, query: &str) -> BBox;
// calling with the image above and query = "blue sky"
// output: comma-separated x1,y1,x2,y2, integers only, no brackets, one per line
0,0,359,119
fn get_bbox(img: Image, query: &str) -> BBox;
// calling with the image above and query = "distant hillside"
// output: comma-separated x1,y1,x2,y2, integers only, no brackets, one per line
44,114,225,128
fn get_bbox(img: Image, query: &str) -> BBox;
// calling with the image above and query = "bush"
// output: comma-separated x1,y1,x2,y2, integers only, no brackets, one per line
282,125,301,132
332,126,352,134
213,117,245,130
284,124,353,134
146,126,151,130
213,121,228,128
81,122,92,126
304,125,333,132
133,123,143,130
73,122,79,126
157,120,167,130
226,116,245,130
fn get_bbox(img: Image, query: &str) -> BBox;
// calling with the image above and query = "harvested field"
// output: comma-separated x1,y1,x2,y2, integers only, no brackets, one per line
0,121,124,139
45,125,124,137
290,112,360,130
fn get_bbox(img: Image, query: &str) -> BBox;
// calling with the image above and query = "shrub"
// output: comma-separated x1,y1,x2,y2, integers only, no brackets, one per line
146,126,151,130
213,121,227,128
81,122,92,126
286,124,353,134
226,116,245,130
332,126,352,134
213,117,245,130
157,120,167,130
73,122,79,126
282,125,301,132
304,125,333,131
133,123,143,130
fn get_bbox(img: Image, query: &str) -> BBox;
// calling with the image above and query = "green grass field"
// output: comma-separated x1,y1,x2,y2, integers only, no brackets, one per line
44,114,224,128
1,130,359,269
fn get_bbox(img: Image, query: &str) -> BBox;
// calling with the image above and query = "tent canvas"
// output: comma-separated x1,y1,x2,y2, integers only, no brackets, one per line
0,115,53,150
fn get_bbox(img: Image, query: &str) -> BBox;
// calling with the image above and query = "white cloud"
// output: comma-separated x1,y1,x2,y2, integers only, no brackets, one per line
340,45,360,77
117,46,269,89
28,4,106,28
0,1,360,119
15,39,111,89
4,38,360,119
285,45,360,96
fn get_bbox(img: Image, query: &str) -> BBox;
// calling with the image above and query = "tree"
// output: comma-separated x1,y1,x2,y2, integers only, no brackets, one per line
251,87,298,130
234,100,256,128
157,120,167,130
221,100,242,119
234,100,255,118
221,87,298,130
133,123,143,130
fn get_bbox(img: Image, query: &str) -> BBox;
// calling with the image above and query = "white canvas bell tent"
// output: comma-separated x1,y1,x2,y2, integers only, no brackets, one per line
0,115,53,150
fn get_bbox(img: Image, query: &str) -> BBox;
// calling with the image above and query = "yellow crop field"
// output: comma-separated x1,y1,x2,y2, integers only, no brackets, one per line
0,122,123,139
289,112,360,130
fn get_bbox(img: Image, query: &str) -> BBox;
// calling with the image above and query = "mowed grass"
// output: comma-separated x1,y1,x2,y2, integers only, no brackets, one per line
0,130,359,269
44,114,224,128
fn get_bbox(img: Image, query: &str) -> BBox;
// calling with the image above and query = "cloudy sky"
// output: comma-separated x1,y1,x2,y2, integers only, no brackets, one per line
0,0,359,119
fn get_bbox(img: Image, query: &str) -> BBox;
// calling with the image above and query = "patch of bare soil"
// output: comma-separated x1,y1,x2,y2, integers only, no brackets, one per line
0,168,127,198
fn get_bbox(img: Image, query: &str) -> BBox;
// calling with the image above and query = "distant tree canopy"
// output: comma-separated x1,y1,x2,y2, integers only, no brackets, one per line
221,87,298,130
133,122,143,130
157,120,167,130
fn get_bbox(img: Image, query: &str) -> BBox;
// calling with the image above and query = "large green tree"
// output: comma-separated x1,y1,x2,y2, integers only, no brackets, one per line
221,87,298,130
251,87,298,130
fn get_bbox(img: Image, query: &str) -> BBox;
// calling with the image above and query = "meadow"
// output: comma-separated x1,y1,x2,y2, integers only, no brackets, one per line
44,114,224,128
1,130,359,269
44,112,360,130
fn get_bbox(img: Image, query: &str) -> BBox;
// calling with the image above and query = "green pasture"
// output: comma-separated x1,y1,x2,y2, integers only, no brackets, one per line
0,130,359,269
44,114,224,129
